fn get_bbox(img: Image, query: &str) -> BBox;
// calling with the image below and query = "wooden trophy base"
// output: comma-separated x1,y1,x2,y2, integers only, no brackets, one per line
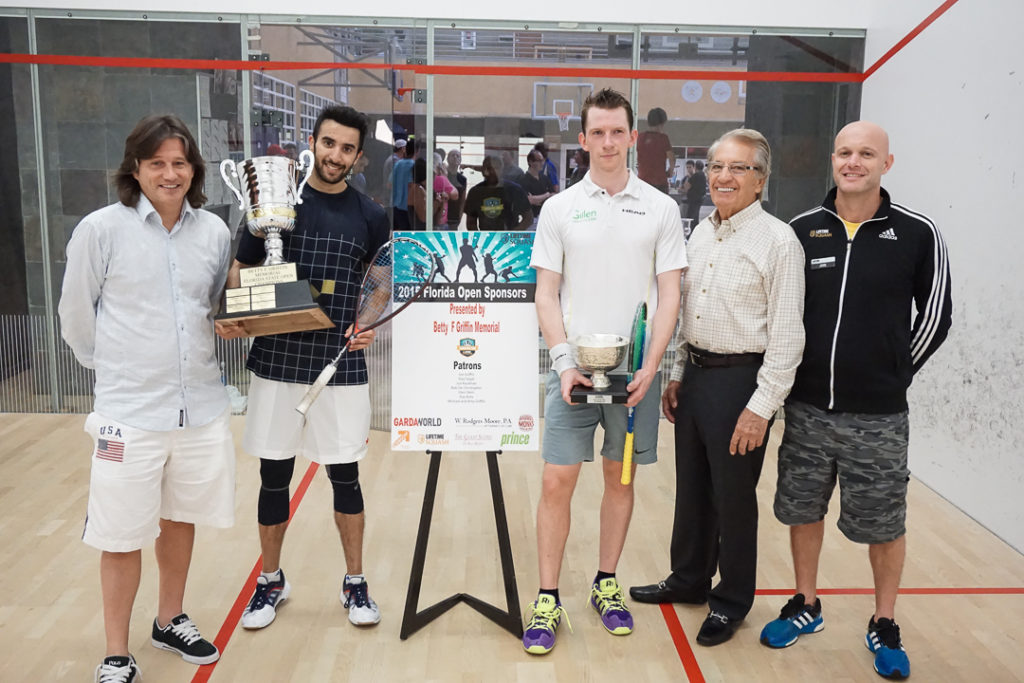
217,280,334,337
569,375,630,404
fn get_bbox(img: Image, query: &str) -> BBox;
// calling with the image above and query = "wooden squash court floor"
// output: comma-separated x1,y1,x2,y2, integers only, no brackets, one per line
1,414,1022,682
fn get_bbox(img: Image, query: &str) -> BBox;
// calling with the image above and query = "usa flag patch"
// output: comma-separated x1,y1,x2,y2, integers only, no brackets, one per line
96,438,125,462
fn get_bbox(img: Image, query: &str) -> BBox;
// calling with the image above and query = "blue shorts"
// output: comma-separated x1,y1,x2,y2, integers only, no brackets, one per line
541,371,661,466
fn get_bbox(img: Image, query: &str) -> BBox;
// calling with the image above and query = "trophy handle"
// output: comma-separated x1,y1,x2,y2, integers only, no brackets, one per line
220,159,244,209
295,149,315,204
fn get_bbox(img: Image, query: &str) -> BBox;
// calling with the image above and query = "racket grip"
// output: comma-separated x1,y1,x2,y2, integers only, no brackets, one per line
295,364,338,416
621,431,634,485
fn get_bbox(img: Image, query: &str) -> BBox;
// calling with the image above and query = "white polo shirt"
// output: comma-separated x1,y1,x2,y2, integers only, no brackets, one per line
530,171,687,348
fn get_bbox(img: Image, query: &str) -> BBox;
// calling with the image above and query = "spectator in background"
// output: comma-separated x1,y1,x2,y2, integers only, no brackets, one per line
533,141,560,193
502,149,524,183
348,155,368,194
407,156,457,229
282,142,298,161
519,149,556,229
381,138,408,210
683,160,708,225
567,148,590,188
446,149,468,230
389,139,416,229
636,107,675,194
465,154,532,231
267,143,287,156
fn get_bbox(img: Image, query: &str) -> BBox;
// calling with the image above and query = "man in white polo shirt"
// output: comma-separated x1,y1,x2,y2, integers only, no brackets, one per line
523,87,687,655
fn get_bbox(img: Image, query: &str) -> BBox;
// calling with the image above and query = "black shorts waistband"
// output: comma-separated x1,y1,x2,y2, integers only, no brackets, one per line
686,346,764,369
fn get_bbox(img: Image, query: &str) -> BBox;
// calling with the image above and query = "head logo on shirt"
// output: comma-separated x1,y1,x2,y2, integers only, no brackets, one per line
572,209,597,222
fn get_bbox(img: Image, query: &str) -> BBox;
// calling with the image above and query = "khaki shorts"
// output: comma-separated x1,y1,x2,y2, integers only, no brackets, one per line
82,408,235,552
243,374,370,465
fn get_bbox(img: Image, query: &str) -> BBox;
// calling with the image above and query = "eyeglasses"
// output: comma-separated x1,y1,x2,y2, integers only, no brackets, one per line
707,162,760,177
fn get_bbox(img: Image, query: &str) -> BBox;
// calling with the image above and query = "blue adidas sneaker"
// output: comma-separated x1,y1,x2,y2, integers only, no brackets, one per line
760,594,823,648
865,617,910,679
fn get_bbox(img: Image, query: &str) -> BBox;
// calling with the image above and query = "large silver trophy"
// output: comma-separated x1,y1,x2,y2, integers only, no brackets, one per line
215,151,334,337
569,334,630,404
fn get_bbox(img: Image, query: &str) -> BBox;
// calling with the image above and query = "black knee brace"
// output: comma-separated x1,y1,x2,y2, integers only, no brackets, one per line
258,457,295,526
325,462,364,515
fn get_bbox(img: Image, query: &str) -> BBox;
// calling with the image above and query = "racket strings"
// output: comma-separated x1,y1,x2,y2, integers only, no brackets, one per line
353,240,434,333
354,261,394,330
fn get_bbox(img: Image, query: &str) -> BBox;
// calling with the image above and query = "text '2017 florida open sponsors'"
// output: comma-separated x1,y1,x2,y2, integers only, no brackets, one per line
391,231,538,452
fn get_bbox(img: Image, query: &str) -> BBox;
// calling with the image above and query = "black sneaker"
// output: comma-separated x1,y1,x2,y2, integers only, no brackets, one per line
95,654,141,683
151,613,219,665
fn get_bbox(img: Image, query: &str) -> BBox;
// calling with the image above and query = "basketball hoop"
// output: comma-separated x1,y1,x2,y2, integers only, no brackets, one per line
557,112,570,132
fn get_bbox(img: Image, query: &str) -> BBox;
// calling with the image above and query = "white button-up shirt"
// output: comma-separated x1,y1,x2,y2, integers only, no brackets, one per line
671,200,805,419
59,195,231,430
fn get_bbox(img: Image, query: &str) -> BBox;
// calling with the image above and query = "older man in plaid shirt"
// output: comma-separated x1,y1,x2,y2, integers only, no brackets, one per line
631,128,805,647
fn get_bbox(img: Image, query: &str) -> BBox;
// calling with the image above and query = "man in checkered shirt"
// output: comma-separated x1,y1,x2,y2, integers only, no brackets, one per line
631,128,805,648
219,105,390,631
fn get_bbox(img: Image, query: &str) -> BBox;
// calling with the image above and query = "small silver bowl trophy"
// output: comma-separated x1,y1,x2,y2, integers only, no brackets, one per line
569,333,630,404
215,151,334,337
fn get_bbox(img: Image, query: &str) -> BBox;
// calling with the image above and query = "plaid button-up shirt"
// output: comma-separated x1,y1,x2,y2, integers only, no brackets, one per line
670,200,805,419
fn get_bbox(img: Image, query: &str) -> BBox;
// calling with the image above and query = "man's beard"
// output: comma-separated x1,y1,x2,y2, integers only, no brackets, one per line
315,159,347,185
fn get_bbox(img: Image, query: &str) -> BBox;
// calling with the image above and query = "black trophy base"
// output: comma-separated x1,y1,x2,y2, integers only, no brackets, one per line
217,280,334,337
570,375,629,404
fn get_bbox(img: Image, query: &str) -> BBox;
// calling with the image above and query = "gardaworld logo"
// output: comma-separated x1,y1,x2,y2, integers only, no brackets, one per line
393,417,442,427
459,338,478,357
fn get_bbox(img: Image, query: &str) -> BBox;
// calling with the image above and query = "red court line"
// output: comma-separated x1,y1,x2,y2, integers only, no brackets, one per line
863,0,961,78
757,587,1024,596
0,51,860,83
660,603,705,683
190,460,320,683
0,0,959,85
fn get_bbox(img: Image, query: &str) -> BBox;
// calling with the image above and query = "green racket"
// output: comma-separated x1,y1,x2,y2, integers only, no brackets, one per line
621,301,648,485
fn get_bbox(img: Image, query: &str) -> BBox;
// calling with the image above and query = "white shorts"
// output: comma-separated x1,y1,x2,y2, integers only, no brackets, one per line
82,409,235,552
243,374,370,465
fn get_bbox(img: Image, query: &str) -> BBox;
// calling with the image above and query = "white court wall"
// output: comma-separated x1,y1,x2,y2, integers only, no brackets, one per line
4,0,1021,550
861,0,1024,552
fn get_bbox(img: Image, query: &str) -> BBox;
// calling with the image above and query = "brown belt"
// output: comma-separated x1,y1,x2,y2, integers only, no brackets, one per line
686,346,764,369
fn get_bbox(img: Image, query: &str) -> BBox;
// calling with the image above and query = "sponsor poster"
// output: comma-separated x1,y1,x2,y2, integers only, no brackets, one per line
391,231,539,452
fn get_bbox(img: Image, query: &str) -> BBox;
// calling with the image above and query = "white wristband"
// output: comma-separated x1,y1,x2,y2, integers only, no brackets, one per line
549,342,576,376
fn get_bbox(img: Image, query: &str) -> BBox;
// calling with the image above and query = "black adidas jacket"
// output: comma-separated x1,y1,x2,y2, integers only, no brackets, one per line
788,187,952,414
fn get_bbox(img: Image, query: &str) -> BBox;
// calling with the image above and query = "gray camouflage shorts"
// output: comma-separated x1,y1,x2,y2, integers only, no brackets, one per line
774,401,910,545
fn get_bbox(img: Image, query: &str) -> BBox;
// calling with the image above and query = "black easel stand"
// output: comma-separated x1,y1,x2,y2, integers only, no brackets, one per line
400,450,523,640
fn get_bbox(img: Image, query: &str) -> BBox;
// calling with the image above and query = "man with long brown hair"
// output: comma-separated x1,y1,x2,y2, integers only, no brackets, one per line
60,114,234,682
